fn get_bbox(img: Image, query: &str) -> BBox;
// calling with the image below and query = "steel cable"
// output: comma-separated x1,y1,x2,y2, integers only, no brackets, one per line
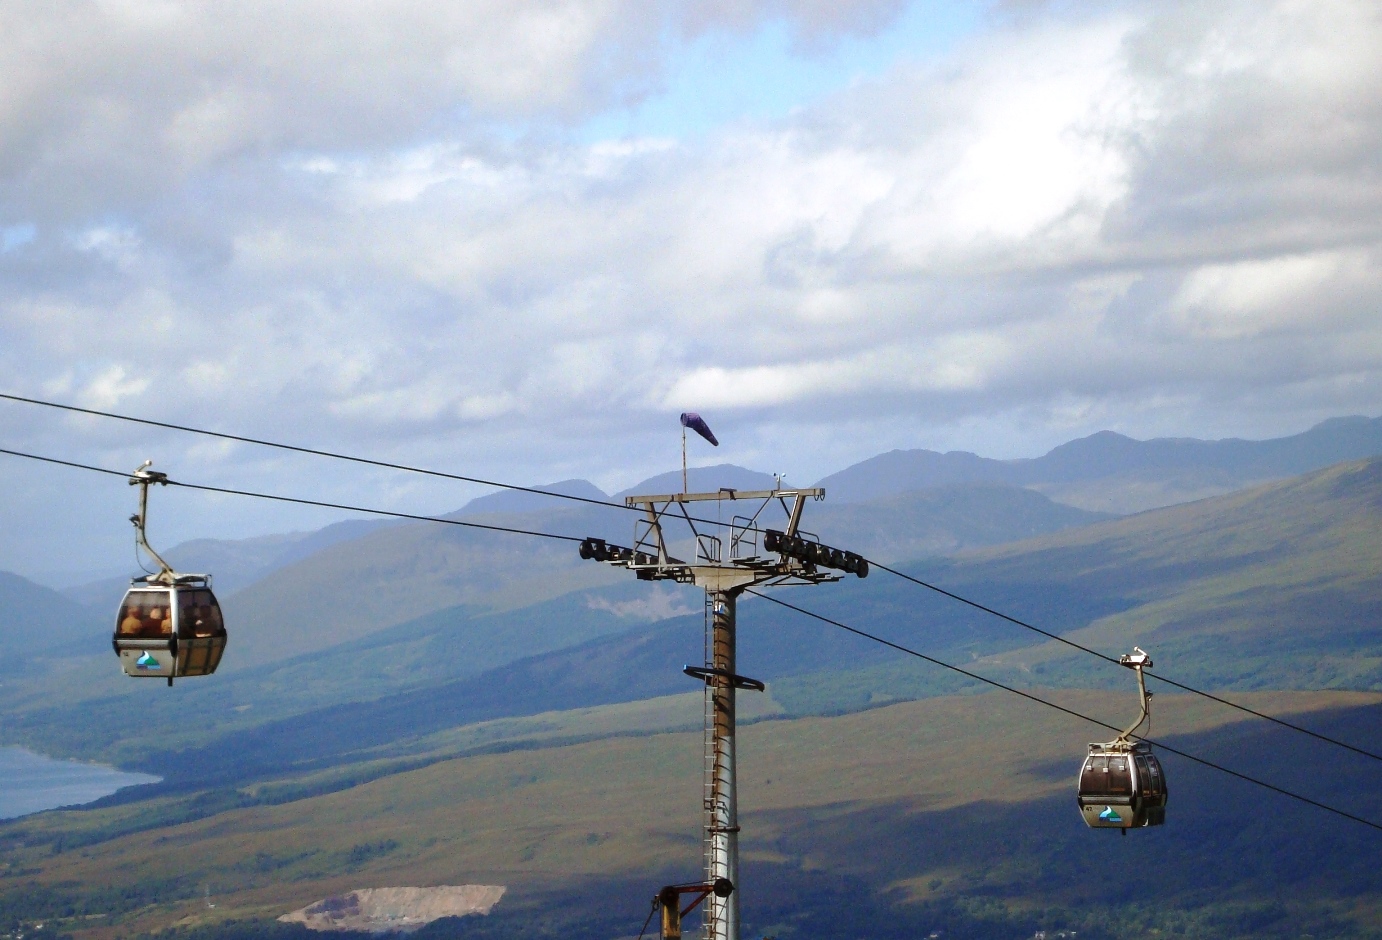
0,442,1378,833
0,447,581,544
2,390,1379,764
745,588,1382,833
869,560,1382,764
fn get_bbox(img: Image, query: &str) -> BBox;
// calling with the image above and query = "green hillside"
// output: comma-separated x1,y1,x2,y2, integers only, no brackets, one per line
168,457,1382,782
3,460,1382,939
153,480,1111,672
0,581,701,766
5,457,1382,784
774,457,1382,714
218,505,630,668
0,571,106,665
2,690,1378,940
910,457,1382,690
807,482,1111,562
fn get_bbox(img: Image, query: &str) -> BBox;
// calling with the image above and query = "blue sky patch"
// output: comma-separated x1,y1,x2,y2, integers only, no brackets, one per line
583,1,984,142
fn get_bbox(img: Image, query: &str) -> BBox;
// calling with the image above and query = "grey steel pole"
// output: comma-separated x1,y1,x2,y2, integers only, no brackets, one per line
704,588,739,940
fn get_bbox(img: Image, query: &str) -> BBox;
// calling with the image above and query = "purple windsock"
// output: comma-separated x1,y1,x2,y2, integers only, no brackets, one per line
680,412,719,446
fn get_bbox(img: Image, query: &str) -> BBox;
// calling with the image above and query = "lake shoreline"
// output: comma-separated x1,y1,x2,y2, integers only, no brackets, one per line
0,745,161,820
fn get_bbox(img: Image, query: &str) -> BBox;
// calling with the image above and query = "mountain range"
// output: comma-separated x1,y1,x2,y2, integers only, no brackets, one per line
26,414,1382,614
2,417,1380,736
817,414,1382,510
3,418,1382,939
2,422,1379,774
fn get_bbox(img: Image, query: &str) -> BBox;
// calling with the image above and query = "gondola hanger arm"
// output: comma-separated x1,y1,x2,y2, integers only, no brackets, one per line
1117,647,1153,743
129,460,176,583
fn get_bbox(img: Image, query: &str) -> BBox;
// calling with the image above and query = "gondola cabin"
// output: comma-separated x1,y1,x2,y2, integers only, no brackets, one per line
113,461,229,686
113,576,226,685
1077,741,1167,830
1076,646,1167,832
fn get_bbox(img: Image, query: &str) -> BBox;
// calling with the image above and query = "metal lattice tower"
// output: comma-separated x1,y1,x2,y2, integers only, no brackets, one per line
578,486,867,940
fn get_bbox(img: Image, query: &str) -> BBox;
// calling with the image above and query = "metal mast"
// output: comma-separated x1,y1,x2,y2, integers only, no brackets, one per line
578,486,867,940
702,581,746,940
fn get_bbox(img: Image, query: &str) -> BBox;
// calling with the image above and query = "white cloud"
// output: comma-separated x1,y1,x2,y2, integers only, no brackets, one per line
1,0,1381,574
850,17,1147,267
1169,250,1379,339
73,225,143,268
660,334,1006,410
79,365,151,410
0,0,908,222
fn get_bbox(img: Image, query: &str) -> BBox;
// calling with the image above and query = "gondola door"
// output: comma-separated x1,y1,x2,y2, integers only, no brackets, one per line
1079,750,1138,829
114,587,177,679
175,587,227,676
1135,752,1168,826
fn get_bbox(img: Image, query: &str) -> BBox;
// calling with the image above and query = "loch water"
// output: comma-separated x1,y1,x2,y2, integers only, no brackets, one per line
0,746,159,820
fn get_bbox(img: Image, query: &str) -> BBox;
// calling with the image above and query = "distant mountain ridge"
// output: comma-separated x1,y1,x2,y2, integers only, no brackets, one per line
614,464,782,498
452,466,786,515
445,416,1382,516
63,517,398,613
35,414,1382,675
816,415,1382,512
6,454,1382,783
199,477,1102,670
86,455,1382,783
456,479,608,516
0,572,104,665
57,415,1382,612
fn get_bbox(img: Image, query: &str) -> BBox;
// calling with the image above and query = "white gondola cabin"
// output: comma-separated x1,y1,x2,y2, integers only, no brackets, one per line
110,461,227,686
1076,647,1168,831
113,576,226,683
1077,741,1168,829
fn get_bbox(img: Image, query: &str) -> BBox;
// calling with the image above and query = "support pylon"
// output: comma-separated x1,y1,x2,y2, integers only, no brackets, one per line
703,589,739,940
578,485,866,940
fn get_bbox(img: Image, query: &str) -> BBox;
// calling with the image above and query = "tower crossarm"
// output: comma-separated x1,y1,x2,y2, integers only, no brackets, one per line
601,488,861,586
621,487,824,506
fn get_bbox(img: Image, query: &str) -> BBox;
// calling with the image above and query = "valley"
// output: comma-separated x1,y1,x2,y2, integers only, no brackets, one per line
2,690,1379,940
2,422,1381,940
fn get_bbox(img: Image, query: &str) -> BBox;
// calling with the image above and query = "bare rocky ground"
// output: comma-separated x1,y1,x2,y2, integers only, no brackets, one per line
279,886,505,933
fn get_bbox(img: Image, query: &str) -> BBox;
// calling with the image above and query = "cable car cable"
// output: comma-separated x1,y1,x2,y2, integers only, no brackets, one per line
0,389,803,542
0,391,638,514
867,560,1382,765
2,443,1377,831
0,447,583,544
744,588,1382,834
2,391,1378,762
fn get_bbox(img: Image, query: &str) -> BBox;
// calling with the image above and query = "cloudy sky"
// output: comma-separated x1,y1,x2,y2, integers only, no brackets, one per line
2,0,1380,580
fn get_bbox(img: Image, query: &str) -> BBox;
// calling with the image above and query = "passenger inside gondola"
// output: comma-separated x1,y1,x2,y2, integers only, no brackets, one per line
117,595,172,637
178,591,224,638
118,606,143,636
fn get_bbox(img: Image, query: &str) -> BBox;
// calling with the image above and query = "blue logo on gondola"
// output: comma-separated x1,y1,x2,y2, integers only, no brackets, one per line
136,652,160,669
1099,806,1123,823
